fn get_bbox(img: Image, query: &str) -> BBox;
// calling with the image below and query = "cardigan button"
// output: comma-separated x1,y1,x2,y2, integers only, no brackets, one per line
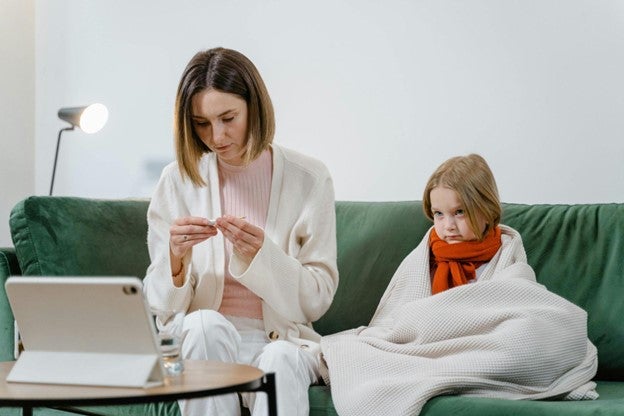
268,330,280,341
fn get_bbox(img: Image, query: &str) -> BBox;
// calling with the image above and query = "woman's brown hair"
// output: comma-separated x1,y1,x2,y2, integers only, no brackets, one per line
173,47,275,186
422,154,501,240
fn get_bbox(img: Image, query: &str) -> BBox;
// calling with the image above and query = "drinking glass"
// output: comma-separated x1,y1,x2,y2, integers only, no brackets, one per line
152,309,186,376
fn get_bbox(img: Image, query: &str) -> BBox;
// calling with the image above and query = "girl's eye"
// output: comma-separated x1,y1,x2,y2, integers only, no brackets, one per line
433,211,442,218
193,120,209,127
455,209,465,216
223,116,234,123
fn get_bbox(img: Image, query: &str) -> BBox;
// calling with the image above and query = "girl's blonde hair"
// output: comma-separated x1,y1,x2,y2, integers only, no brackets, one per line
422,154,501,240
173,47,275,186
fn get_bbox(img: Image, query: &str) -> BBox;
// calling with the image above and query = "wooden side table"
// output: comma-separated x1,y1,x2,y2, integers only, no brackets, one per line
0,360,277,415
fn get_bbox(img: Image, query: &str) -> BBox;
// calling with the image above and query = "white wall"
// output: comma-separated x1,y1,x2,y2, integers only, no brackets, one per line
0,0,35,247
28,0,624,210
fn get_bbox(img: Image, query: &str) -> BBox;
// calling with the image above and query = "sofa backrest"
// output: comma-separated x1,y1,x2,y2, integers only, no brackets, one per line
315,201,624,381
10,196,151,278
501,202,624,381
314,201,430,334
9,197,624,380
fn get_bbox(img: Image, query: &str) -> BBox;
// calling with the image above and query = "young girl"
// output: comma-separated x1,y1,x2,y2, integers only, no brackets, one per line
320,154,597,416
423,153,506,294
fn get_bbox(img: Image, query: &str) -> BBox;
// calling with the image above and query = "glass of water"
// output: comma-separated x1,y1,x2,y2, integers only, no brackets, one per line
152,309,186,376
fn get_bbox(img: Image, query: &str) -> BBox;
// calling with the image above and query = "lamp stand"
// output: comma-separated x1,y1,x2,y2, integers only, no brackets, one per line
49,126,74,196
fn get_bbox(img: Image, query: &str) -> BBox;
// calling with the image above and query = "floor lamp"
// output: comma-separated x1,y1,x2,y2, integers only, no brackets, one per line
50,103,109,196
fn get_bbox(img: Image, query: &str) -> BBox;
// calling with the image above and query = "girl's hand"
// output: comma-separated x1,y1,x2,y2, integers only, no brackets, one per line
169,216,217,261
216,215,264,261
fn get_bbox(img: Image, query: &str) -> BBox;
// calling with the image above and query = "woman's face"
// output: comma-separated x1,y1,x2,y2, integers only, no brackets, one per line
429,186,486,244
191,89,249,166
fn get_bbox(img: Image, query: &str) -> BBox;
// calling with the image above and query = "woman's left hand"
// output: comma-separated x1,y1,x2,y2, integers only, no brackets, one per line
216,216,264,261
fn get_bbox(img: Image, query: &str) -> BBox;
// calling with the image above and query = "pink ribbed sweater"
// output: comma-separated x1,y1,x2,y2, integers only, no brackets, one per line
217,150,272,319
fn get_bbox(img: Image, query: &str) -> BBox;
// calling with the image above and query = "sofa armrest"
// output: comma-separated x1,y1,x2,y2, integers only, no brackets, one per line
0,247,21,361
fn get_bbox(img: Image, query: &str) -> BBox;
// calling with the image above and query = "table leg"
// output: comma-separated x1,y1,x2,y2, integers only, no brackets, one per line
263,372,277,416
23,406,33,416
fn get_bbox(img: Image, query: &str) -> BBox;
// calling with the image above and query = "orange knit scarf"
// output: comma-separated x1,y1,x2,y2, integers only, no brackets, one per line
429,226,502,294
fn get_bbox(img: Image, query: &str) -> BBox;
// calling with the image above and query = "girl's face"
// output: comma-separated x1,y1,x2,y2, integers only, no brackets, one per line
430,186,486,244
191,89,249,166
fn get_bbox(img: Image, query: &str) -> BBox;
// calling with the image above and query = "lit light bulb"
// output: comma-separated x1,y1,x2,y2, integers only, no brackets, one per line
79,103,109,133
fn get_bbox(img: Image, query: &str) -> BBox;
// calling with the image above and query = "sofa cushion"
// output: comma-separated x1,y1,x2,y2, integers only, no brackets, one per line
10,196,151,279
421,381,624,415
60,402,180,416
502,203,624,381
0,404,179,416
309,381,624,416
314,201,431,336
316,201,624,381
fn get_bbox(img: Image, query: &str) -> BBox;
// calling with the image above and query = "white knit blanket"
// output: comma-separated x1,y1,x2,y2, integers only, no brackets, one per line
321,226,598,416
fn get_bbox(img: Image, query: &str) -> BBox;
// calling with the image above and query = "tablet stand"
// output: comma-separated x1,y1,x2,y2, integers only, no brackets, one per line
7,350,164,388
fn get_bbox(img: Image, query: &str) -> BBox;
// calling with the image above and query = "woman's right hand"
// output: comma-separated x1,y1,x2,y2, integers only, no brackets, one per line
169,216,217,274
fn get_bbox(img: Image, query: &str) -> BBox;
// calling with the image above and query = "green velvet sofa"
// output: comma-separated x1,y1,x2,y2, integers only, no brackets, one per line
1,196,623,416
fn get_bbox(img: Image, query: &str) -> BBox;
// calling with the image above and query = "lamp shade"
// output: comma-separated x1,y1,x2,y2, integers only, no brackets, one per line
58,103,109,134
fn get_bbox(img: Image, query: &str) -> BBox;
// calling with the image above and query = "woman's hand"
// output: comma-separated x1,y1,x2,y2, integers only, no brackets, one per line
216,215,264,261
169,216,217,272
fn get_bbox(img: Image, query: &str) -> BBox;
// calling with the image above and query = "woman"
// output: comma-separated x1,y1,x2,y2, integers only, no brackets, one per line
144,47,338,416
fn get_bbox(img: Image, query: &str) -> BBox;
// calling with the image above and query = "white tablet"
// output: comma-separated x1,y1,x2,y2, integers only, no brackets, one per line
4,276,165,388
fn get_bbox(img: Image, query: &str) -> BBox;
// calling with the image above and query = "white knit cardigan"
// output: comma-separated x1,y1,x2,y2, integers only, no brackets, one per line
143,145,339,353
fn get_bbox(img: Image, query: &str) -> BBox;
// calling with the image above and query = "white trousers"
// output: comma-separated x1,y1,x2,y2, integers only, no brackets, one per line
178,310,320,416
